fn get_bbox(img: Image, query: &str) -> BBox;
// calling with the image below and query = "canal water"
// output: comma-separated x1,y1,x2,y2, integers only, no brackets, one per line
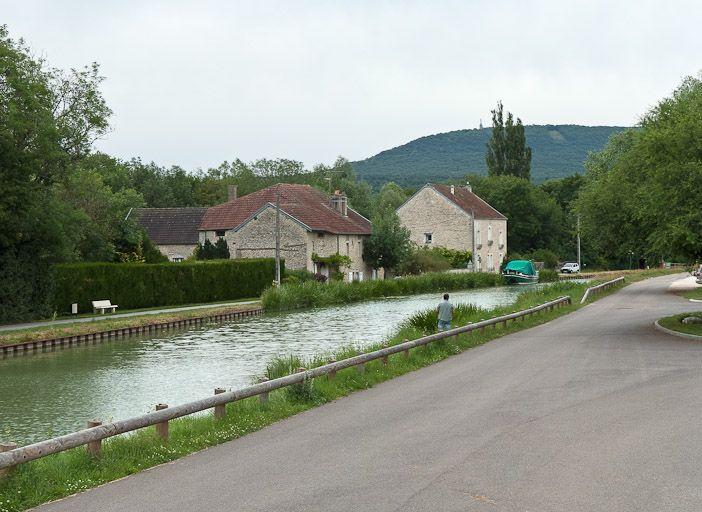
1,285,539,444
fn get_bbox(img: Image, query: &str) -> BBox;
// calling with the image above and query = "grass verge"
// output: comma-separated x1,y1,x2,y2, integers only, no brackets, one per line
0,279,632,511
682,288,702,301
658,312,702,336
0,303,261,347
262,271,505,311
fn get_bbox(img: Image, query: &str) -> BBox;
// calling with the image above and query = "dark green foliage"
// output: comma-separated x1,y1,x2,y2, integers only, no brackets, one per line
214,238,230,259
283,269,316,284
51,259,278,313
529,249,560,269
0,246,55,323
575,75,702,264
352,125,627,188
539,269,559,282
428,247,472,268
261,271,504,311
363,209,412,274
486,101,532,180
141,237,168,263
396,248,452,275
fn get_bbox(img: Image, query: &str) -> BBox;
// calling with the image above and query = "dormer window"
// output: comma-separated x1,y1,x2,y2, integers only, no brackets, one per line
424,233,433,244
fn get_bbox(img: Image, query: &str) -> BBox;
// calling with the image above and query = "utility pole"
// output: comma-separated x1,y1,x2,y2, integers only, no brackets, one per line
576,215,581,269
275,185,281,286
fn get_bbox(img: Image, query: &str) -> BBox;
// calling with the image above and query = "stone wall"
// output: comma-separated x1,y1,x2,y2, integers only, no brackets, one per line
397,186,473,251
397,186,506,274
308,232,373,280
156,244,197,261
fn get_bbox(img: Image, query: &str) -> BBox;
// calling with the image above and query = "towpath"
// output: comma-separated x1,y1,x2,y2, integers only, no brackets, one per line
36,274,702,511
0,300,259,333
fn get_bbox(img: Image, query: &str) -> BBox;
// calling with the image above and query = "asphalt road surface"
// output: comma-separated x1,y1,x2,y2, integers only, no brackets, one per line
36,274,702,512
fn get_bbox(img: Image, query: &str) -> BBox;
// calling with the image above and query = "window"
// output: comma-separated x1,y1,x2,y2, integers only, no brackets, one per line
476,229,481,246
346,242,350,255
424,233,433,244
487,225,493,243
215,230,225,238
317,232,324,238
498,230,504,248
487,253,494,271
172,257,184,263
476,255,482,271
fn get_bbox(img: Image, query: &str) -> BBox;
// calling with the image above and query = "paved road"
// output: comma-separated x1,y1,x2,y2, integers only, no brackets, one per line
36,275,702,511
0,300,259,333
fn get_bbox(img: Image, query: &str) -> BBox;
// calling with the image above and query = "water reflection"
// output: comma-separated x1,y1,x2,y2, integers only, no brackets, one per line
0,285,537,444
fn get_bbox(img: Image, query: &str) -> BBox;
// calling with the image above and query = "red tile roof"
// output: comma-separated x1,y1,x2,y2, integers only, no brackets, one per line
432,184,506,220
199,184,372,234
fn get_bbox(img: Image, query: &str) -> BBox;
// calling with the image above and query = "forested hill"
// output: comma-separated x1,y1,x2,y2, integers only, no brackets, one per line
352,125,628,188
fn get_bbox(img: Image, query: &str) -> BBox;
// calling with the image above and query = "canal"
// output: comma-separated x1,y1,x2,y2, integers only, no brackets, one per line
1,285,539,444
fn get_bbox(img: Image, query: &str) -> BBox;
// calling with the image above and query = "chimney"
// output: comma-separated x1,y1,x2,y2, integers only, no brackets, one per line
465,182,472,193
227,184,238,202
330,190,348,217
450,185,455,195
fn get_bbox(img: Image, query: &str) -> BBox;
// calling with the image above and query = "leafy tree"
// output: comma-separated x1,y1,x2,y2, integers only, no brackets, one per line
214,238,230,259
374,181,408,215
363,209,411,276
485,101,532,180
575,74,702,265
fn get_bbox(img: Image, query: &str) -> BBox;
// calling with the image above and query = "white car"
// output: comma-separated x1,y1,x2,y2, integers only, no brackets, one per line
560,262,580,274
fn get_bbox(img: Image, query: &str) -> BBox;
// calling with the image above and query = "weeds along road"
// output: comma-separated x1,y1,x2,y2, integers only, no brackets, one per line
37,274,702,512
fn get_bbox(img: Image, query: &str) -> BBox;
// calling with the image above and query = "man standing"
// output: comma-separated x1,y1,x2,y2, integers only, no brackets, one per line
437,293,454,332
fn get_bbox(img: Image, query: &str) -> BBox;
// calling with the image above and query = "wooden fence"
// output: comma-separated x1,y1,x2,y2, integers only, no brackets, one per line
580,276,625,304
0,295,571,474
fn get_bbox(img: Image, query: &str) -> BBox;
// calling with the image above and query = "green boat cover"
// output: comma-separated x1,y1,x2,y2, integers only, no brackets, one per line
503,260,536,275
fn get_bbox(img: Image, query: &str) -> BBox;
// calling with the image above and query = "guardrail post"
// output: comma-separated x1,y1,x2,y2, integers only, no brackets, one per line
357,361,366,373
327,359,337,380
402,339,410,358
155,404,169,441
381,344,389,365
214,388,226,419
86,420,102,457
0,442,18,478
258,378,269,403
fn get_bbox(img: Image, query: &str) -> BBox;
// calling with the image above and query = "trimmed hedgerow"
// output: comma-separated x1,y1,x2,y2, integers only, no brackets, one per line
51,259,280,314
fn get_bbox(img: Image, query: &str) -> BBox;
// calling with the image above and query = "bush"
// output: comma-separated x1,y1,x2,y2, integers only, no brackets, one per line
397,248,451,275
539,269,559,282
51,258,280,314
261,271,505,311
283,269,316,283
429,247,472,268
529,249,559,269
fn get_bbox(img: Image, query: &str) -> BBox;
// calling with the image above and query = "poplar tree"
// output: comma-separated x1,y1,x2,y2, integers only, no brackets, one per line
485,101,532,181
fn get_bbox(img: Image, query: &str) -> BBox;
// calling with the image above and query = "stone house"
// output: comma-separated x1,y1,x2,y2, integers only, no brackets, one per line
132,207,207,262
199,184,375,281
396,183,507,273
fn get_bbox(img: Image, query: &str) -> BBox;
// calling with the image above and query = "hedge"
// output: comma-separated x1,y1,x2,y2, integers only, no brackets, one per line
51,259,281,314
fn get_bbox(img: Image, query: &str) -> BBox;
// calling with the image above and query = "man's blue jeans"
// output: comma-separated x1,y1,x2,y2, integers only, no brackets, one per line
438,320,451,331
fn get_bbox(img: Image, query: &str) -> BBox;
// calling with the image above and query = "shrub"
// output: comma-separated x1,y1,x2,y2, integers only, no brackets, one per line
283,269,316,283
539,269,559,282
529,249,559,269
51,258,280,314
397,248,451,275
429,247,472,268
261,271,505,311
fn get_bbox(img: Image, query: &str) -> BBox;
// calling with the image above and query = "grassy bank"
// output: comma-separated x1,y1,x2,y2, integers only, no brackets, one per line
658,312,702,336
0,279,610,511
0,303,261,347
682,288,702,301
262,271,505,311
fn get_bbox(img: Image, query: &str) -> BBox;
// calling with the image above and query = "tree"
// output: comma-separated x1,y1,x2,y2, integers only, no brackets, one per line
363,209,411,276
214,238,230,259
374,182,408,215
575,74,702,265
0,25,111,322
485,101,532,180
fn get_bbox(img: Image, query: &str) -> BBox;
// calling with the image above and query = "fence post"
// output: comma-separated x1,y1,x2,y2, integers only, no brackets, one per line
0,442,18,478
327,359,337,380
381,344,389,365
86,420,102,457
214,388,226,419
155,404,169,441
402,339,410,358
258,378,269,404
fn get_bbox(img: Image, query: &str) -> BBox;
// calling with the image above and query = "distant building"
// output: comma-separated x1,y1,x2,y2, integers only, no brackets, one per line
396,183,507,273
199,184,374,281
132,207,207,262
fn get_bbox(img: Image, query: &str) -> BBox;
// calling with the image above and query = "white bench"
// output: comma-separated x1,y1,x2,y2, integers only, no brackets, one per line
92,300,119,314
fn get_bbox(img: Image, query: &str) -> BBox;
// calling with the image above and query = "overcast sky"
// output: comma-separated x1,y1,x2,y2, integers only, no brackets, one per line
2,0,700,170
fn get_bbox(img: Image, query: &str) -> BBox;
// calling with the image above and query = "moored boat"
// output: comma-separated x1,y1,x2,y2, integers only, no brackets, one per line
502,259,539,284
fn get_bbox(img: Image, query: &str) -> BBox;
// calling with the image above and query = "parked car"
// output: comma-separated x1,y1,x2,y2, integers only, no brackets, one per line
560,262,580,274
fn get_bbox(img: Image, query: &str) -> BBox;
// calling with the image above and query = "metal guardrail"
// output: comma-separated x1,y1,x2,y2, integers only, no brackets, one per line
0,295,571,473
580,276,625,304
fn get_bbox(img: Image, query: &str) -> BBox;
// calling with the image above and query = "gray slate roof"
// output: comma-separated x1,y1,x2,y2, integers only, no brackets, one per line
133,208,207,245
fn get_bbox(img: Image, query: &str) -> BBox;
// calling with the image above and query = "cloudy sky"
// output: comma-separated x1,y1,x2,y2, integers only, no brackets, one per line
2,1,700,169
